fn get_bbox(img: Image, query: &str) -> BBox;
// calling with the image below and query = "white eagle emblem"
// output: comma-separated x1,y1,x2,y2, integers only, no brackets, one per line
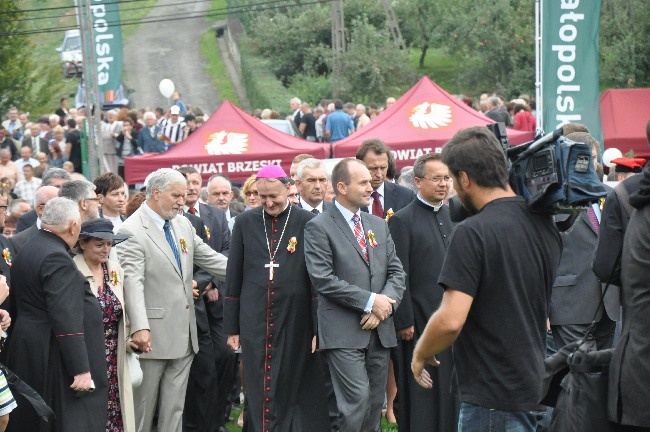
204,131,249,155
409,102,453,129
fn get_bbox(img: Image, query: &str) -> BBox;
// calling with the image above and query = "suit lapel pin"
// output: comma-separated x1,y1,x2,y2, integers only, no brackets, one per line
110,270,118,286
385,208,394,222
205,227,211,241
179,238,188,254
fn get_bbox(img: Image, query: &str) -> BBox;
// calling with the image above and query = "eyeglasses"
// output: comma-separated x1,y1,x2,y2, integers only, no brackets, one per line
0,206,7,210
420,176,453,184
245,191,259,197
85,197,100,201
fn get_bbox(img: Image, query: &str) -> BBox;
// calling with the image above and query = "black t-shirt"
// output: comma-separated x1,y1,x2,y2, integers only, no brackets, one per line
300,112,317,140
438,196,562,411
65,129,82,173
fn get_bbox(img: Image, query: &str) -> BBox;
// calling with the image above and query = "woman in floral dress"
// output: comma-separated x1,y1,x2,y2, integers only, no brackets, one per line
73,218,136,431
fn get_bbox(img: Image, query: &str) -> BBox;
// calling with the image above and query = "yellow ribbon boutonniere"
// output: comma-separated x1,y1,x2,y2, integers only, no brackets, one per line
385,208,394,222
2,248,12,267
111,270,118,286
599,197,605,211
179,238,188,254
287,236,297,254
205,227,211,241
367,230,378,248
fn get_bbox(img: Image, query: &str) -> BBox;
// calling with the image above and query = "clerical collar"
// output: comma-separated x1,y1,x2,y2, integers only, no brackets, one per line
417,195,444,212
263,201,291,219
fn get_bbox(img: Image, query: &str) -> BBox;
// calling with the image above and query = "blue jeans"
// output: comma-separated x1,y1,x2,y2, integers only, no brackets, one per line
458,402,549,432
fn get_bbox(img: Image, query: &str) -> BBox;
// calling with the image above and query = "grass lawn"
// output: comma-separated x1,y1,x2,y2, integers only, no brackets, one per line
200,0,240,106
224,405,400,431
409,46,486,98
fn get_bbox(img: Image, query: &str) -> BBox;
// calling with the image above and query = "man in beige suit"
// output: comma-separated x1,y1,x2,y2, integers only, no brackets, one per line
116,168,228,432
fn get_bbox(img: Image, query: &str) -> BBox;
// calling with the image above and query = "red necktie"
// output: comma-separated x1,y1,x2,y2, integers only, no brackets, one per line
371,191,384,217
352,214,368,261
586,206,599,234
188,206,197,215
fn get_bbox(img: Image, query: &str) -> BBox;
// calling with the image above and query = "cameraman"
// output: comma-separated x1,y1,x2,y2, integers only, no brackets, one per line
412,126,562,431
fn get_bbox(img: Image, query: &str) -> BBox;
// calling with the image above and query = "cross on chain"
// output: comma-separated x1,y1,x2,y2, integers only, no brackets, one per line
265,260,280,281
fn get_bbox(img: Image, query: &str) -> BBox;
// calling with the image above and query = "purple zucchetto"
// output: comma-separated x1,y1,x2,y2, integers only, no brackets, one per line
256,165,288,179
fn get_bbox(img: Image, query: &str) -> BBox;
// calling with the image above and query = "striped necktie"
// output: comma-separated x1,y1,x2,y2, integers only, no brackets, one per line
352,214,368,261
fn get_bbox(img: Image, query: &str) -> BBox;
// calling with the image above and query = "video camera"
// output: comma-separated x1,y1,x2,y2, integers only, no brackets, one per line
449,123,609,229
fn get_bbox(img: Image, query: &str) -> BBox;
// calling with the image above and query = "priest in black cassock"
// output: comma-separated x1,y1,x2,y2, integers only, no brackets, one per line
388,153,459,432
7,197,107,432
224,165,328,432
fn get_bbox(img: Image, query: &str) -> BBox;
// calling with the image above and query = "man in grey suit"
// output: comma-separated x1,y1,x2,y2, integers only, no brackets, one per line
550,131,618,350
116,168,228,432
305,158,406,432
295,157,333,214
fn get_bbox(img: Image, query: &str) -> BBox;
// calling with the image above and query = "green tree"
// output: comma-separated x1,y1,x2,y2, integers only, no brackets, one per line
340,16,416,103
244,1,416,103
600,0,650,88
432,0,536,97
0,0,36,113
395,0,442,68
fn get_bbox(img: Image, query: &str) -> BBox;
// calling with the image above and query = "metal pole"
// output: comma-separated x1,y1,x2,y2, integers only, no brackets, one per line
79,0,101,178
535,0,543,134
331,0,345,98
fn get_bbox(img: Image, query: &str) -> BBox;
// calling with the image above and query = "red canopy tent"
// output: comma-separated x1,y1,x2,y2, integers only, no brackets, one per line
600,88,650,159
124,101,329,184
332,76,534,170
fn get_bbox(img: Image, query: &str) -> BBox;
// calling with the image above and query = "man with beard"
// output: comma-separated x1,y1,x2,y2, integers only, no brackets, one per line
116,168,228,432
225,165,328,432
412,127,561,431
388,153,458,431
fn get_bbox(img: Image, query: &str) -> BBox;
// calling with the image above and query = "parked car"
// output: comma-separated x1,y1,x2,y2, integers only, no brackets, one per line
57,29,83,78
260,119,301,137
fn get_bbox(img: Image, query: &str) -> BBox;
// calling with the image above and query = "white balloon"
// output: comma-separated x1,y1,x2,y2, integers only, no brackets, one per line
159,79,175,98
602,148,623,168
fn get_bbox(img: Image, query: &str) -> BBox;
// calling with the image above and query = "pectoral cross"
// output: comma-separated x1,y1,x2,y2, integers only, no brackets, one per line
265,260,279,281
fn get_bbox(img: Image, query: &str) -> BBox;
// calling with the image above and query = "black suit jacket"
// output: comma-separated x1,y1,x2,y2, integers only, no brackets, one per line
0,235,15,327
194,203,230,319
15,210,37,234
362,181,416,217
21,136,48,154
9,223,38,254
183,211,212,337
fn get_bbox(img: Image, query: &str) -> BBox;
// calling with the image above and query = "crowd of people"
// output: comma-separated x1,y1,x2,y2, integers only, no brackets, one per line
0,87,649,432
